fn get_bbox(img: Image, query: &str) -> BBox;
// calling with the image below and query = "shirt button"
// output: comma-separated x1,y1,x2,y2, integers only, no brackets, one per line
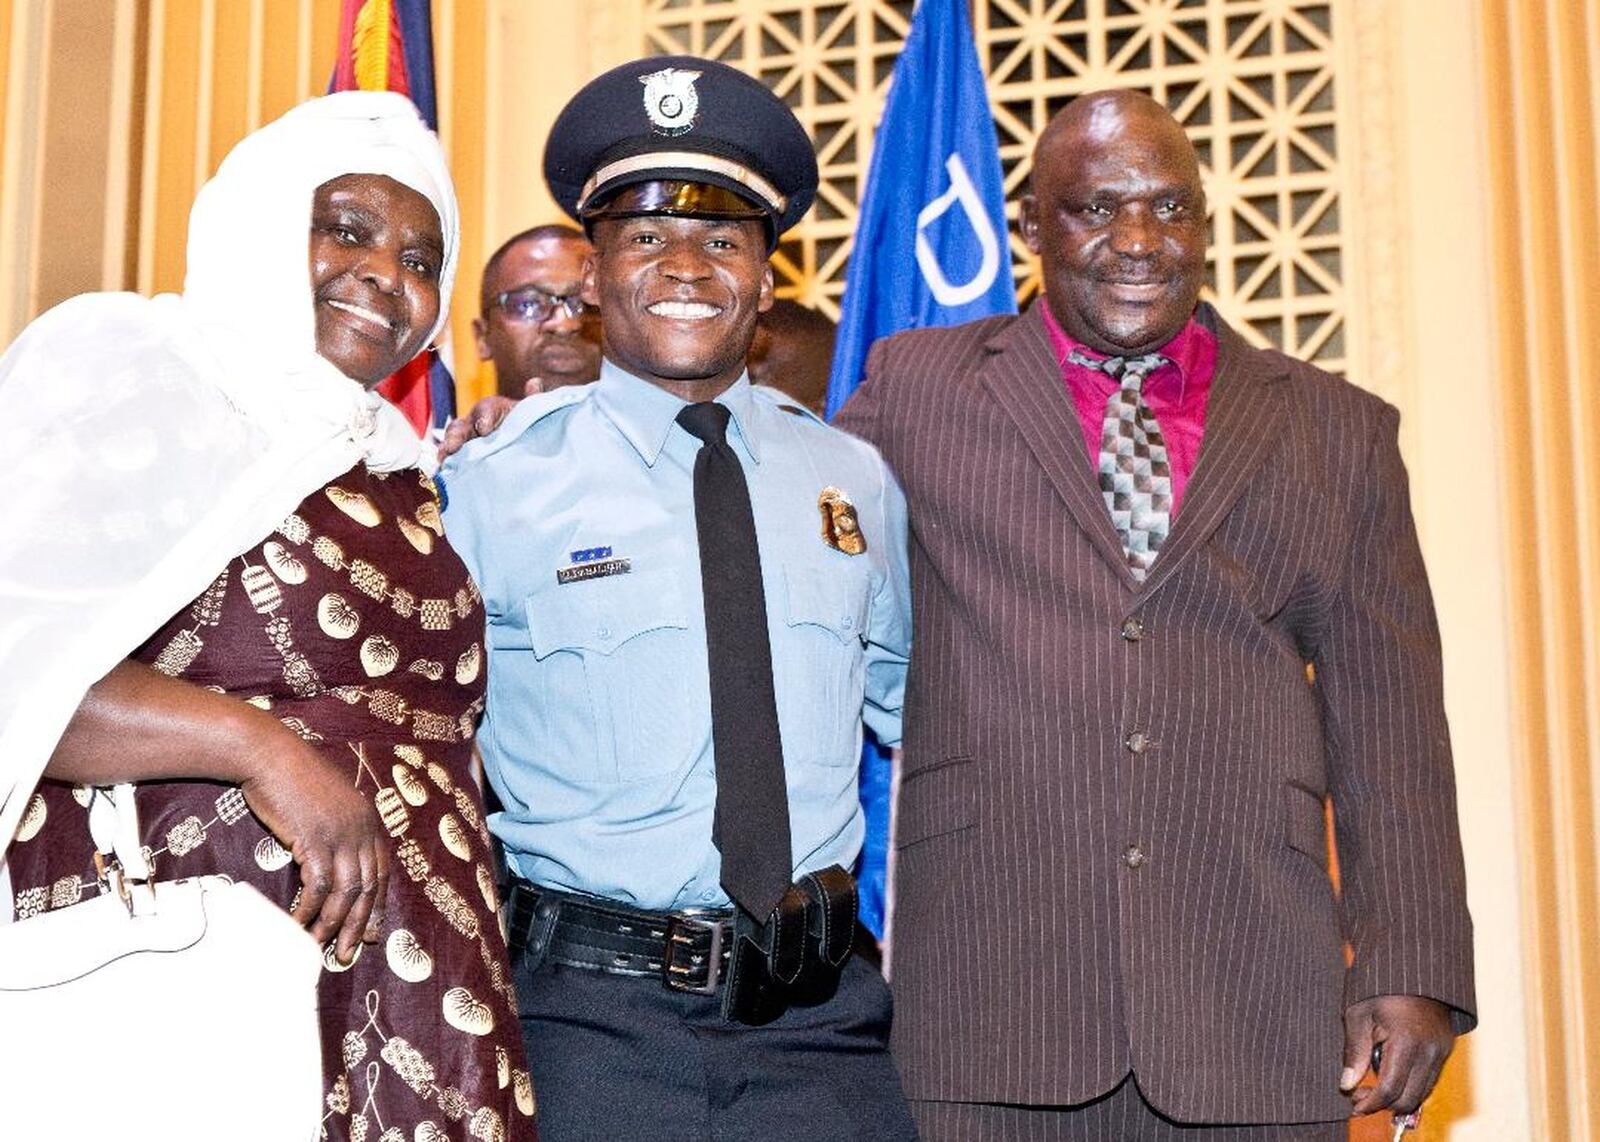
700,889,719,903
1123,845,1147,869
1125,731,1151,755
841,615,854,630
1121,617,1145,642
597,625,611,640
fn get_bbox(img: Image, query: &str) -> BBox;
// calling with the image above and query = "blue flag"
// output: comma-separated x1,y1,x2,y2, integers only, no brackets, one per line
827,0,1015,941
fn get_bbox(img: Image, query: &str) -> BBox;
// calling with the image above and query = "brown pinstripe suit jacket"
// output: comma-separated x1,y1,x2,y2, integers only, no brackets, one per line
835,303,1476,1124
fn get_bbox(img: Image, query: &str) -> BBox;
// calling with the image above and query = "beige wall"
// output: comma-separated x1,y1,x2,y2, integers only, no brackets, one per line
467,0,638,402
3,2,1596,1137
0,0,44,338
1377,4,1527,1137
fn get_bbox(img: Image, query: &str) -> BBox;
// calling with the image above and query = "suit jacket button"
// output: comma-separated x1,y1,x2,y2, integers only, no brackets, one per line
1121,617,1144,642
1125,731,1151,755
1123,845,1147,869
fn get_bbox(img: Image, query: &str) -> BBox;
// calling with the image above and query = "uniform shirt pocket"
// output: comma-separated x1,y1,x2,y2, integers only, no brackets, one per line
525,567,692,782
776,562,871,767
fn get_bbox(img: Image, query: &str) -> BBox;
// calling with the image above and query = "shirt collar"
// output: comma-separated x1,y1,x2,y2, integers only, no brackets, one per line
593,358,762,466
1039,299,1213,404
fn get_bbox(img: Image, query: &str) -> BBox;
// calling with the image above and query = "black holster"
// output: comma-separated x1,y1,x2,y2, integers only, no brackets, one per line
721,865,857,1026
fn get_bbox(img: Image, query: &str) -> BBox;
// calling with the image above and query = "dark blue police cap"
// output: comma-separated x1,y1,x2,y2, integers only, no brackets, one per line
543,56,818,246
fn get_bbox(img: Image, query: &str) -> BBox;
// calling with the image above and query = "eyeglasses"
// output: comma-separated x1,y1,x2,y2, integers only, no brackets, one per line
490,287,586,324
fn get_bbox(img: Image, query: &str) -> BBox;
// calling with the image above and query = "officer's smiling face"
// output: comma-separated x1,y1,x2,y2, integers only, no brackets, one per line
583,212,774,401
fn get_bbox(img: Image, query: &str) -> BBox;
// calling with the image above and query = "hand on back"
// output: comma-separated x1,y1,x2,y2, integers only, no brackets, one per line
439,394,517,459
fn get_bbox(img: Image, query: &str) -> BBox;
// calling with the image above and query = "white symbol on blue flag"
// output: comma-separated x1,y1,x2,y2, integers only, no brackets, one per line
915,153,1004,306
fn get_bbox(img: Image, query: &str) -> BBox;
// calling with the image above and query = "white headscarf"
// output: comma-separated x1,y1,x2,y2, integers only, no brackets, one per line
0,91,461,853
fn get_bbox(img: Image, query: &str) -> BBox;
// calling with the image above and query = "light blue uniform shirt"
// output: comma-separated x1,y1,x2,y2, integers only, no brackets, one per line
440,361,910,912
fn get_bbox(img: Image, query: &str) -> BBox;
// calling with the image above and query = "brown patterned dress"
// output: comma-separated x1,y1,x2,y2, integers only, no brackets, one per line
8,464,536,1142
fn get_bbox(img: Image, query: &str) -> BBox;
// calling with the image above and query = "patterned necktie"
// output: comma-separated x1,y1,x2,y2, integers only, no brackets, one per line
1068,349,1173,582
675,402,793,919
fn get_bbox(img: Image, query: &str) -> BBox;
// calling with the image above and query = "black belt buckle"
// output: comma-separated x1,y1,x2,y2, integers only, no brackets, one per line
663,909,727,995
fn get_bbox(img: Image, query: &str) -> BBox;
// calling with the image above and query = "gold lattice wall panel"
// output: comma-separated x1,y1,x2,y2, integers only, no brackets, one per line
643,0,1347,372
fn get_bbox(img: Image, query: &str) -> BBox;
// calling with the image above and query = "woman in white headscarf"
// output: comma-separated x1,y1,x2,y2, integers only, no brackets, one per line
0,93,534,1140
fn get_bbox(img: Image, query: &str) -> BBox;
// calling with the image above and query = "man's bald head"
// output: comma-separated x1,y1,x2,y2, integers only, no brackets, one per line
477,224,588,313
1021,89,1208,356
1032,90,1201,190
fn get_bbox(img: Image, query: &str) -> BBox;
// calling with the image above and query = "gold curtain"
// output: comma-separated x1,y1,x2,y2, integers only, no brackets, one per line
1483,1,1600,1138
0,5,12,222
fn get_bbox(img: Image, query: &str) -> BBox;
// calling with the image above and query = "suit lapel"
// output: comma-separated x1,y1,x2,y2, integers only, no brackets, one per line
1138,310,1288,597
977,305,1140,587
977,306,1289,595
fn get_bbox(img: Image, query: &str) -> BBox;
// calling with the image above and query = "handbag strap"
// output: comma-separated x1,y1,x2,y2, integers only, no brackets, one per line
87,783,156,913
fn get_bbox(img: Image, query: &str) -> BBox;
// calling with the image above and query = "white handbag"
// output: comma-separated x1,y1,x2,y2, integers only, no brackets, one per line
0,784,325,1141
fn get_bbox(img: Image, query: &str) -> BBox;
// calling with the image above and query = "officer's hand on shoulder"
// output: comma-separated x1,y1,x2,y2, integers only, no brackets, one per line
440,395,517,459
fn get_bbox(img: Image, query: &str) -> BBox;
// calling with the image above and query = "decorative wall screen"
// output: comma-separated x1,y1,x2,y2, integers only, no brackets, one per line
643,0,1346,372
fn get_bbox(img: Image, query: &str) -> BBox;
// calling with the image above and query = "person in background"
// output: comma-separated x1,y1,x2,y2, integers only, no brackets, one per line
835,88,1475,1140
747,297,836,417
440,56,917,1141
0,92,533,1141
474,223,602,399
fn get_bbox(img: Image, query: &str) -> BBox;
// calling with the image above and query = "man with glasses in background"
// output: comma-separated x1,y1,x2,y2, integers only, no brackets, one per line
474,223,602,399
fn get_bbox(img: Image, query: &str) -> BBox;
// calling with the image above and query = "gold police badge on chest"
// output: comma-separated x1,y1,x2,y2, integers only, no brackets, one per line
818,487,866,555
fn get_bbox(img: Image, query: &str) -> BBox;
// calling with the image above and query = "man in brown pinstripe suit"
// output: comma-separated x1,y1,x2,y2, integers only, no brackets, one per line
834,90,1476,1140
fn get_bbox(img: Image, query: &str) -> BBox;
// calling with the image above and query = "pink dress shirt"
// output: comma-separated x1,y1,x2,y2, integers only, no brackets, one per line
1040,300,1217,519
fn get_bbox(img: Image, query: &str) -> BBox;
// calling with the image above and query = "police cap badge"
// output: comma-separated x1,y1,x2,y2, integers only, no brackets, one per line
543,55,819,250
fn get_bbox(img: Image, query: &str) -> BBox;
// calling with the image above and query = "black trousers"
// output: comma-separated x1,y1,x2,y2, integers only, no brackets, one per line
911,1078,1348,1141
513,947,920,1141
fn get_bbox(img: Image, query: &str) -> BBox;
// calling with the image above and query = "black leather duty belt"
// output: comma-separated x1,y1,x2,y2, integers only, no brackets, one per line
505,880,734,996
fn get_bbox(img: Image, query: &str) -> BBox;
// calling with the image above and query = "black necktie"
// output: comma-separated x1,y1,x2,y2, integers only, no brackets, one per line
676,401,792,919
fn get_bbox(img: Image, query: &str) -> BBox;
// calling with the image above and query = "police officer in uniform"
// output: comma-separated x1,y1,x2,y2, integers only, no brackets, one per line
440,57,918,1141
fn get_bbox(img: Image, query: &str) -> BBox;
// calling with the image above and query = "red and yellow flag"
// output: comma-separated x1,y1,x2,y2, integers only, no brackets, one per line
330,0,452,437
